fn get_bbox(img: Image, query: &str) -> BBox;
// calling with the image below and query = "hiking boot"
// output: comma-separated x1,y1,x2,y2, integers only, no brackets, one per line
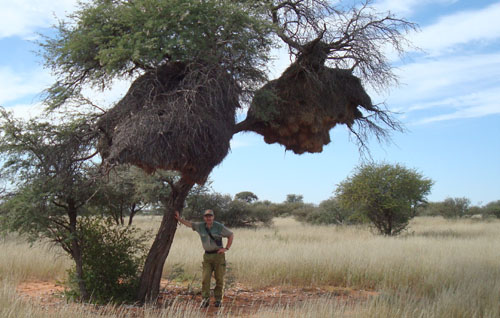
214,300,222,307
200,299,210,308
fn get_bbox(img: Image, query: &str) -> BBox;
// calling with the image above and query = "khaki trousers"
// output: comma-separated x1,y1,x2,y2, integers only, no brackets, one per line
202,253,226,301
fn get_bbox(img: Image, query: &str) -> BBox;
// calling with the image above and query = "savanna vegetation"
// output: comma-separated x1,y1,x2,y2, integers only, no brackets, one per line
1,0,498,315
1,0,420,303
1,216,500,317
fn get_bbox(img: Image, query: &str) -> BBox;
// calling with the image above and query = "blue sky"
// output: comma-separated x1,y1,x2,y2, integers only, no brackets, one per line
0,0,499,205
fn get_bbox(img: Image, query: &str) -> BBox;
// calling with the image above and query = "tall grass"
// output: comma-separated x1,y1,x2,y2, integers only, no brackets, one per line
1,216,499,317
0,234,70,283
166,217,500,290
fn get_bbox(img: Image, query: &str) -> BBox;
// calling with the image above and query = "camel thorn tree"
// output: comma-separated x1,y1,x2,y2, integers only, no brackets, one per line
38,0,417,303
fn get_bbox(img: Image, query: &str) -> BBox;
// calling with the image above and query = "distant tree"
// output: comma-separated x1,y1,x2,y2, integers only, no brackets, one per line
220,200,273,227
184,191,271,227
316,198,366,225
482,200,500,218
336,163,433,236
467,205,483,218
288,203,318,221
269,196,312,218
293,198,366,225
436,197,471,219
235,191,259,203
91,166,147,226
286,194,304,203
184,191,231,221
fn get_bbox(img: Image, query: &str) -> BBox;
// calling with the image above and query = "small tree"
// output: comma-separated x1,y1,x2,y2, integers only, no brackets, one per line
90,165,147,226
0,109,98,299
184,191,272,227
437,197,471,219
235,191,259,203
483,200,500,218
300,198,366,225
67,216,149,304
336,163,433,236
286,194,304,203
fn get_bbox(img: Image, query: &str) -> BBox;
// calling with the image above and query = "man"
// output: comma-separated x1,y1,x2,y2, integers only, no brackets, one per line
175,209,234,308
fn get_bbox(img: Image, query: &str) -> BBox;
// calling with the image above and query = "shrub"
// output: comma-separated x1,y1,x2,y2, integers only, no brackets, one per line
184,192,272,227
269,202,310,217
289,204,318,222
234,191,259,203
302,198,367,225
483,200,500,218
66,217,149,304
426,197,472,218
336,163,433,236
216,200,273,227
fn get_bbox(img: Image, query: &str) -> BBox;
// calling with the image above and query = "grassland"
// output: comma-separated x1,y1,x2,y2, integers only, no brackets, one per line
1,216,499,317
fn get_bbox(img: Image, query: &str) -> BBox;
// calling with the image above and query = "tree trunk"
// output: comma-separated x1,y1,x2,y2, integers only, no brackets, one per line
128,203,138,226
68,201,89,301
136,178,194,303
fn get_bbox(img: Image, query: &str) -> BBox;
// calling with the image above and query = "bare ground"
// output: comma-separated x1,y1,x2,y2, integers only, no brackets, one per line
16,280,377,317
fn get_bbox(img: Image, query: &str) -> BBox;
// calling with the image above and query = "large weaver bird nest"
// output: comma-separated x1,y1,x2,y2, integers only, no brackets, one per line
235,42,374,154
97,62,239,184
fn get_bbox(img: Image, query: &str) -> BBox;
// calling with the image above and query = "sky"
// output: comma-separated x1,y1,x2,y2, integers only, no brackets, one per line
0,0,499,206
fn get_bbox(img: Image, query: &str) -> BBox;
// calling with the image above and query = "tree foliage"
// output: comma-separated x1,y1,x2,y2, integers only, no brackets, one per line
429,197,471,219
483,200,500,218
309,198,365,225
336,163,433,236
184,191,272,227
0,108,99,299
286,194,304,203
32,0,418,302
235,191,259,203
41,0,274,109
66,216,149,304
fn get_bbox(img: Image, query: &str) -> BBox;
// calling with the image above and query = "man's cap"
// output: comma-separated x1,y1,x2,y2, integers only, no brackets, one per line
203,209,214,216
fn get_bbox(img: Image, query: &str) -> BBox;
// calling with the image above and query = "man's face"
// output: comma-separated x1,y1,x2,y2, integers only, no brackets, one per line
204,214,214,225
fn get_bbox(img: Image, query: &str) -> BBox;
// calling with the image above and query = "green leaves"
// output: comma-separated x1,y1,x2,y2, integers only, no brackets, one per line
68,216,150,304
40,0,273,108
336,163,433,235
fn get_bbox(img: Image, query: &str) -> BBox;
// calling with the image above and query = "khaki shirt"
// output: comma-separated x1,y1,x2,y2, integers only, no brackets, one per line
192,221,233,252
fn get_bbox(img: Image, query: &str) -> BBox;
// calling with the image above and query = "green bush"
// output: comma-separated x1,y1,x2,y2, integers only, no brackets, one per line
67,217,149,304
336,163,433,236
299,199,367,225
483,200,500,218
421,198,472,218
269,202,310,217
289,204,318,222
184,192,272,227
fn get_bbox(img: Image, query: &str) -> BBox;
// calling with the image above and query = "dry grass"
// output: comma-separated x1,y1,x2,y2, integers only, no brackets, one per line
2,216,500,317
0,234,70,284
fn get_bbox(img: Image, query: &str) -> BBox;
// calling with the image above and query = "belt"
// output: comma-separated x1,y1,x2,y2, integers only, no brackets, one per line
205,250,219,254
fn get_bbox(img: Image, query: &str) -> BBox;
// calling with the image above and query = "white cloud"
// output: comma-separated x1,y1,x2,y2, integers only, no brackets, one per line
0,67,134,121
411,2,500,55
0,0,78,39
374,0,457,16
0,66,52,105
3,102,45,120
387,53,500,104
410,88,500,124
373,52,500,124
